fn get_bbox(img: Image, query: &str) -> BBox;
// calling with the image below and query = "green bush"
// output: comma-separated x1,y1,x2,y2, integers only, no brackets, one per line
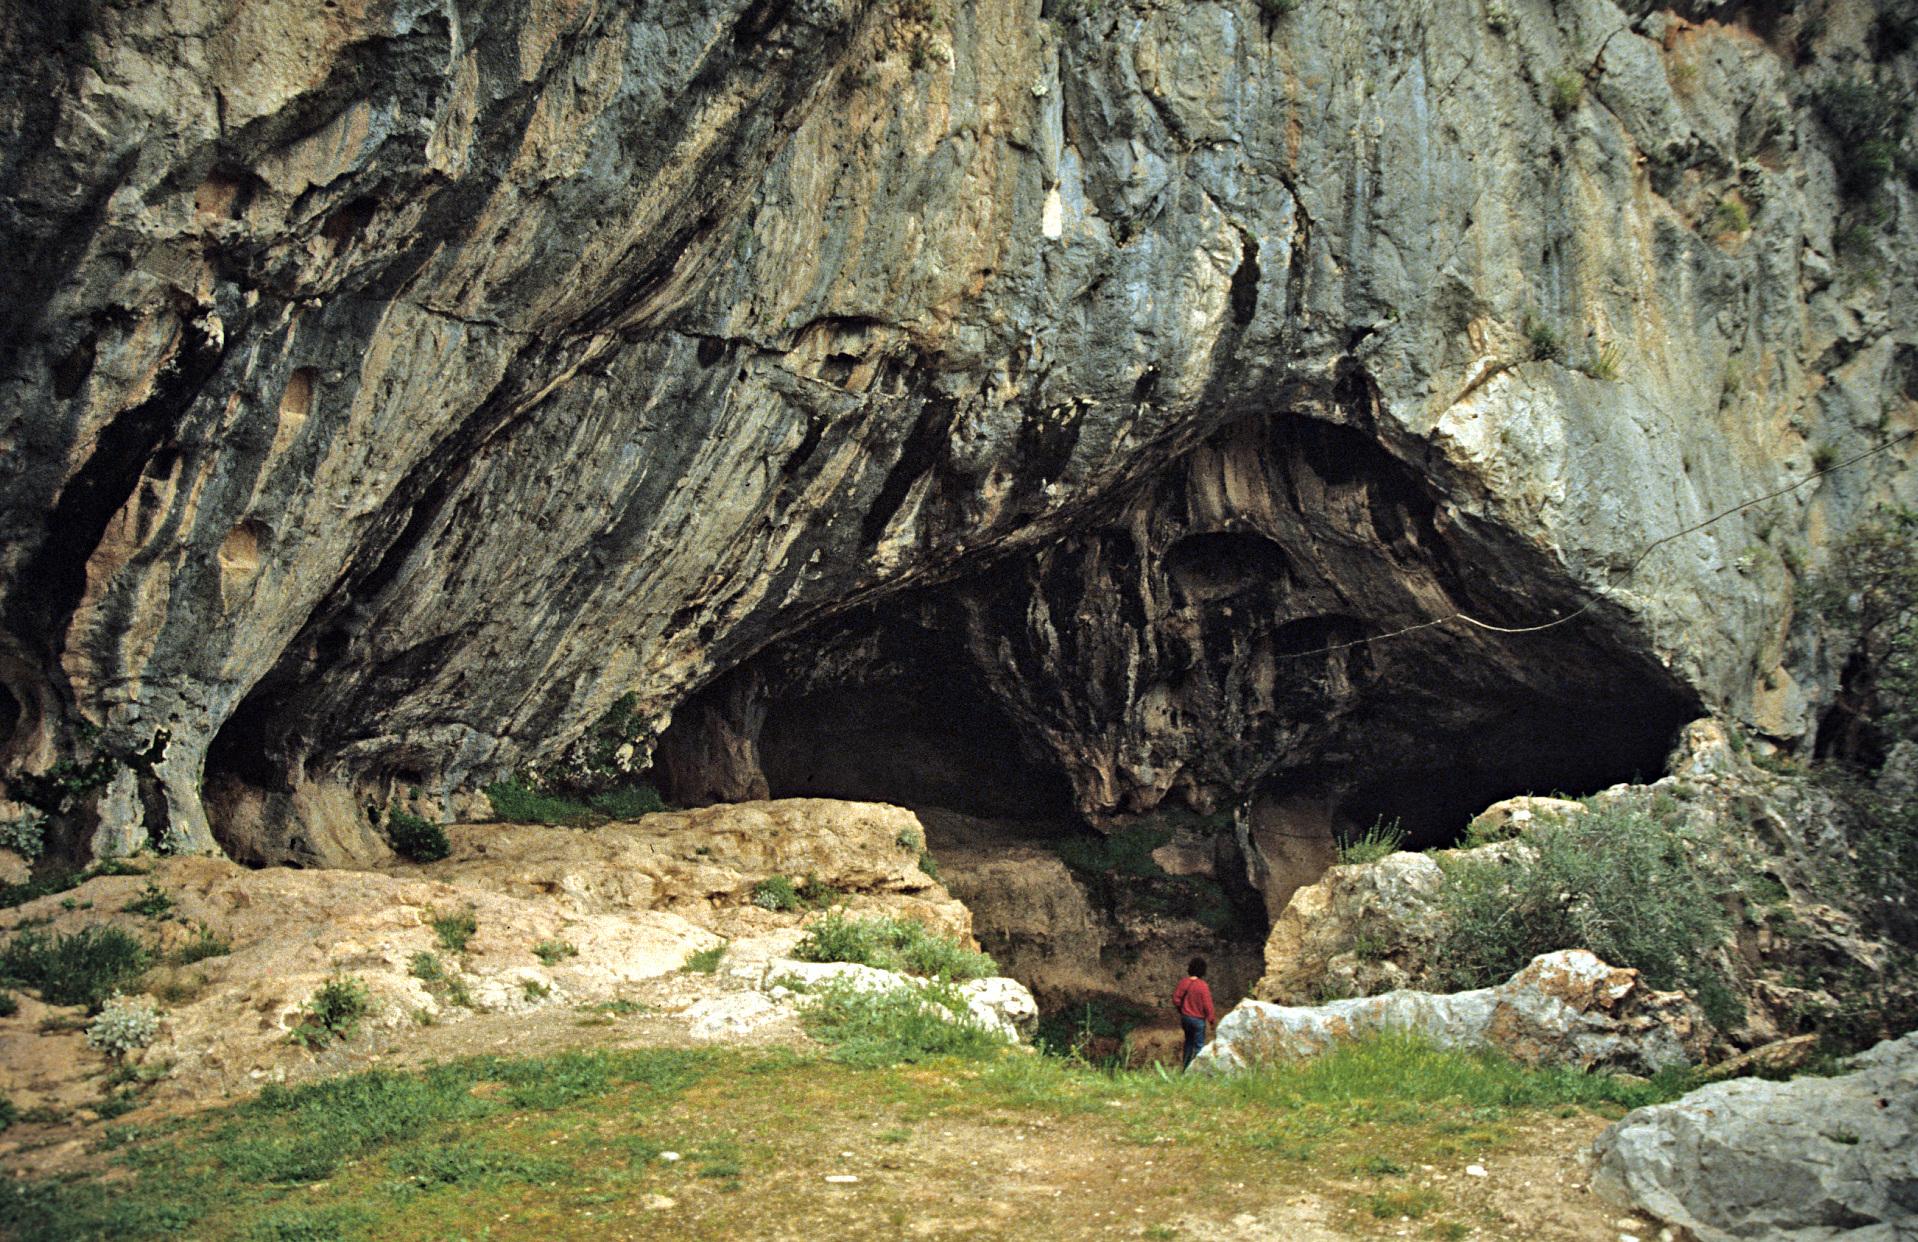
481,778,598,826
385,808,450,863
1522,312,1562,362
0,859,146,912
1,810,46,861
532,939,577,966
1548,72,1583,119
681,943,727,974
1337,816,1406,867
288,973,372,1050
1432,801,1738,1027
791,911,998,980
1813,75,1913,202
797,976,1006,1066
0,924,153,1013
588,784,670,818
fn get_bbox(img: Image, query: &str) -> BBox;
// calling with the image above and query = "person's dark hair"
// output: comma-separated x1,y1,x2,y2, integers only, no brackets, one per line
1186,956,1207,978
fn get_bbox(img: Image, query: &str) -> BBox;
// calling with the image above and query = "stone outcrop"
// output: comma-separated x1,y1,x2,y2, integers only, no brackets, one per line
1192,949,1714,1077
0,798,975,1118
1591,1030,1918,1242
1,0,1914,866
1250,720,1918,1050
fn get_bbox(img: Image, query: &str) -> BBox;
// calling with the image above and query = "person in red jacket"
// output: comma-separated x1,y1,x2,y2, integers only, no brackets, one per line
1173,956,1215,1070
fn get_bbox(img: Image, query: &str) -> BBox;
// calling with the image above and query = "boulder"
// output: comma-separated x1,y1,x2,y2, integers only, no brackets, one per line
1193,950,1711,1076
759,958,1039,1043
1591,1031,1918,1242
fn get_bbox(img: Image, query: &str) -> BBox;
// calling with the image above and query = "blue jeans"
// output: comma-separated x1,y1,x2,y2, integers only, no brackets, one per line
1181,1014,1207,1068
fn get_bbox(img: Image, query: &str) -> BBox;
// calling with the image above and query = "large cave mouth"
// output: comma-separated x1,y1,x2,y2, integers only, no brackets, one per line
1327,680,1700,850
756,661,1080,823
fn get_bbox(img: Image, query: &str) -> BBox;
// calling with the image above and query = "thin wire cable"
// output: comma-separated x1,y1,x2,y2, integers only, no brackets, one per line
1271,427,1917,660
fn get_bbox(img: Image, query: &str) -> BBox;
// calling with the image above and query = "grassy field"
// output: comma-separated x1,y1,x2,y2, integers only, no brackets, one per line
0,1032,1692,1242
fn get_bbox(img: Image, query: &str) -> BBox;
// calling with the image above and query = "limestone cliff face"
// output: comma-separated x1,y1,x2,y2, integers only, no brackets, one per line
1,0,1914,866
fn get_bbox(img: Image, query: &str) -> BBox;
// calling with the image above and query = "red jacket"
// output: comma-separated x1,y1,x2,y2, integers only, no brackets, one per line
1173,976,1214,1023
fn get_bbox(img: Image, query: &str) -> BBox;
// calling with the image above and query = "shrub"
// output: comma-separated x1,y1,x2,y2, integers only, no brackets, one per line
386,808,450,862
0,858,145,912
792,911,998,980
1,810,46,861
588,784,670,818
482,777,598,826
1432,801,1736,1026
0,990,16,1017
681,943,727,974
750,874,837,912
532,939,577,966
797,976,1007,1066
428,909,477,954
289,973,372,1049
0,924,153,1012
1337,816,1406,866
86,993,160,1058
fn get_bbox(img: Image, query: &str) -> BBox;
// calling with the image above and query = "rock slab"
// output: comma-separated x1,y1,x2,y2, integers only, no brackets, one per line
1192,950,1711,1076
1590,1031,1918,1242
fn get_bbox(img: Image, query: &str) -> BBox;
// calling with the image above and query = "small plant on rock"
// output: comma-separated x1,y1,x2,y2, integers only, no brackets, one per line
792,911,998,980
751,876,802,911
1548,71,1583,119
123,880,174,919
0,924,152,1013
533,939,578,966
289,972,372,1049
85,993,160,1058
681,943,727,974
1337,816,1406,866
0,809,46,861
428,908,477,954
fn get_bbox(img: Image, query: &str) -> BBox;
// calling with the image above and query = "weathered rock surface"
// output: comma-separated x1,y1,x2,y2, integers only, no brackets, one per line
1591,1030,1918,1242
1192,949,1713,1077
3,0,1915,866
1252,720,1918,1049
0,798,976,1118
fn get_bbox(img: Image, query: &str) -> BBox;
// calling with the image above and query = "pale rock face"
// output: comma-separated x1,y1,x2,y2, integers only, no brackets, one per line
0,0,1914,862
1193,948,1712,1076
1591,1031,1918,1242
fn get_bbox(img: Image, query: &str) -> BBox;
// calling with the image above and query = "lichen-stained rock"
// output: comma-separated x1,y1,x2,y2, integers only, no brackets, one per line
1252,850,1449,1003
1,0,1915,862
1192,949,1713,1077
1590,1031,1918,1242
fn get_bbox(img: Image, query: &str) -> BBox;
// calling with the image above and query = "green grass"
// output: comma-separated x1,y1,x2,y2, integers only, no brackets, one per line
681,943,728,974
0,1032,1713,1242
122,881,174,919
0,859,147,911
797,977,1009,1067
790,911,998,980
288,974,372,1050
427,909,476,954
1336,816,1405,866
0,924,153,1013
532,939,577,966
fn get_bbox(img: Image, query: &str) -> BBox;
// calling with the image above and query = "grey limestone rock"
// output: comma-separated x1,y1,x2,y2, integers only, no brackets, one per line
1590,1031,1918,1242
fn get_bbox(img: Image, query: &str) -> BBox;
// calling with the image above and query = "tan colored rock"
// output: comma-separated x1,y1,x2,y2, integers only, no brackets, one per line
1462,796,1589,843
0,799,972,1120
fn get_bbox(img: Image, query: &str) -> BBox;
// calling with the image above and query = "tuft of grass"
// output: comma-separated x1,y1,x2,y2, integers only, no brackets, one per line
1712,196,1750,237
409,951,471,1009
1337,816,1406,867
587,784,670,818
165,923,231,966
532,939,578,966
791,911,998,980
681,943,728,974
0,924,152,1013
1548,71,1583,119
1582,342,1621,382
798,976,1008,1066
427,909,477,954
0,858,146,912
122,881,174,919
1522,312,1562,362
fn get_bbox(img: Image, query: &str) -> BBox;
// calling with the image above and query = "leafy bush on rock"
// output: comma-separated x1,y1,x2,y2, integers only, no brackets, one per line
1432,800,1737,1028
86,993,159,1058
